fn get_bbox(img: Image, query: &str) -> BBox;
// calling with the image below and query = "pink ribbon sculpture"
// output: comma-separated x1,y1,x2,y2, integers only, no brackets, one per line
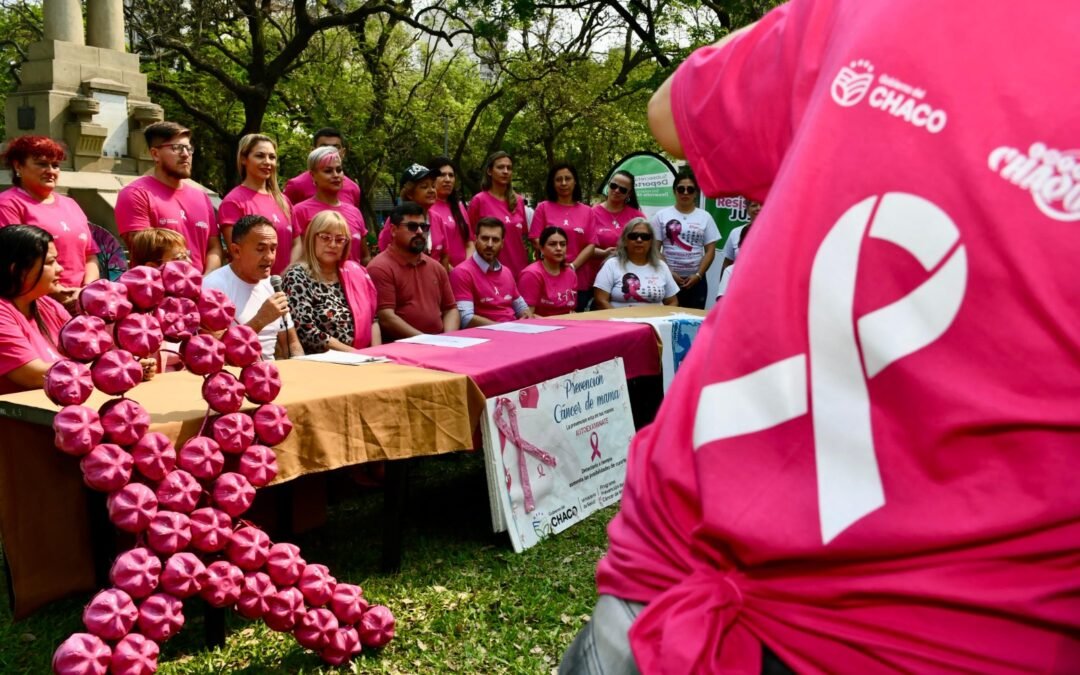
47,260,394,674
493,397,558,513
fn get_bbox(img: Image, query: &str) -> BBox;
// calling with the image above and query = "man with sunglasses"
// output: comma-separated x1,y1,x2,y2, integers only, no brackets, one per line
284,127,363,208
115,121,224,273
451,217,532,327
368,201,459,341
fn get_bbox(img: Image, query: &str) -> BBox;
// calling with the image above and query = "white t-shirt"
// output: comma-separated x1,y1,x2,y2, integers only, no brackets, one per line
715,264,734,299
720,224,748,263
203,265,287,360
650,206,720,276
593,257,679,307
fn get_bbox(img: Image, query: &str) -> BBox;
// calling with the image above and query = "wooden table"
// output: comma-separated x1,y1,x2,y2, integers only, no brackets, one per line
0,360,484,618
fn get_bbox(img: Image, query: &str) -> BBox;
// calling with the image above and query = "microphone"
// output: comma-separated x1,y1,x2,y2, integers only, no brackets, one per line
269,275,293,358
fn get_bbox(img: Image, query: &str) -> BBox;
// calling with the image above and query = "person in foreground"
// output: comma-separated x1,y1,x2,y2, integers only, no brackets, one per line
367,202,459,341
519,226,577,316
0,226,71,394
592,218,678,310
114,121,223,274
561,1,1080,673
0,136,100,309
282,211,381,353
450,217,532,327
203,215,303,360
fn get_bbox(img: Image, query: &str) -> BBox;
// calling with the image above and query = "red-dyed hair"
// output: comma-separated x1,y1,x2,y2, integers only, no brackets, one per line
4,136,67,187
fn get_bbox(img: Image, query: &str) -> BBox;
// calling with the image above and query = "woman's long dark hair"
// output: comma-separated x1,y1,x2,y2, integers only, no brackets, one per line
427,156,471,245
609,169,640,209
0,225,58,345
545,163,583,203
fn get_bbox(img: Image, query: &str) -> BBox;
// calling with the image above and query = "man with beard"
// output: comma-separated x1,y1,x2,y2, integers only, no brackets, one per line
368,201,459,341
115,121,224,273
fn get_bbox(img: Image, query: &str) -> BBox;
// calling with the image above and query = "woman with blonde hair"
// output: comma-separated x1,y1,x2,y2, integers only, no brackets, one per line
281,210,380,353
467,151,528,279
219,134,299,274
127,228,190,268
593,217,678,309
291,146,370,265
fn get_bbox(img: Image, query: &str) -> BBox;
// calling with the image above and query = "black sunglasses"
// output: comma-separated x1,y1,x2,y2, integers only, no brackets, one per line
676,185,698,194
608,182,630,195
627,232,653,242
403,222,432,233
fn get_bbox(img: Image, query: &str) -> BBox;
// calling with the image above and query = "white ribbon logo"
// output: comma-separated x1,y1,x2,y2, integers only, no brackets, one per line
694,193,968,543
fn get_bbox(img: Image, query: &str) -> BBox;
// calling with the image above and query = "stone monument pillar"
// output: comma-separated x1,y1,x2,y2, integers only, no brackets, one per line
87,0,126,52
3,0,166,233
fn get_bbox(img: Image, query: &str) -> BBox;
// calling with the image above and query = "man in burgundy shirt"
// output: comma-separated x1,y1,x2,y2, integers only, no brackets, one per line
367,202,459,341
283,127,363,208
450,217,531,327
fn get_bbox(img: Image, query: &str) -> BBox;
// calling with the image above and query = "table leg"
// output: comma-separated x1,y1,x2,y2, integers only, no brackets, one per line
204,603,226,647
380,459,410,573
628,375,665,429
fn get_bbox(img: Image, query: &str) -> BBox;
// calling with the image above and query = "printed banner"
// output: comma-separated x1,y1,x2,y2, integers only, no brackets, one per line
601,152,677,219
481,358,635,552
611,313,704,392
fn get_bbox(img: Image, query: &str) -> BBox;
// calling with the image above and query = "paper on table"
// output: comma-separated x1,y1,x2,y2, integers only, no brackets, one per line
294,351,387,365
474,322,566,334
396,334,490,348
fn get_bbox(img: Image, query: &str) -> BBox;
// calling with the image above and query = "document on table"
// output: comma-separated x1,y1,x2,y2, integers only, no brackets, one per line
294,352,388,365
474,322,566,334
397,334,490,348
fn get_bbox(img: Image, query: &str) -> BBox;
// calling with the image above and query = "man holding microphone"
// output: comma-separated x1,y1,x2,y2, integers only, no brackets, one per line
203,214,303,360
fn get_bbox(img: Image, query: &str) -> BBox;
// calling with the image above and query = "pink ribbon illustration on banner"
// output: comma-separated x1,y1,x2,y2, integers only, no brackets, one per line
589,432,601,461
494,397,557,513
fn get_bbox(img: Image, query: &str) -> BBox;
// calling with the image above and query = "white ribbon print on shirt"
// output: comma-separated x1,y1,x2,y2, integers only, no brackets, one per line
694,193,968,543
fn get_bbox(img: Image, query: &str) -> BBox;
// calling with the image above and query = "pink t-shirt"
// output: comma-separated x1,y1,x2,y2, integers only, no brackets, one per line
283,172,362,209
450,257,519,324
0,189,100,287
377,210,447,262
598,1,1080,673
291,198,368,265
0,296,69,395
429,199,472,266
587,203,645,290
517,261,576,316
114,176,219,273
467,191,529,280
218,186,299,275
529,201,596,290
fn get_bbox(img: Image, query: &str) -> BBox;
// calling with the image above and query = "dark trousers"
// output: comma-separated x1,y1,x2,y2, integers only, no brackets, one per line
676,278,708,309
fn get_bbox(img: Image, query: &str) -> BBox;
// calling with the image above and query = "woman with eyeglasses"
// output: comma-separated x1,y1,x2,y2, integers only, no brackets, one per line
529,163,596,311
378,164,446,265
0,136,100,310
292,147,370,265
282,210,381,353
588,170,645,308
127,228,191,268
220,134,300,275
468,151,529,279
428,156,474,267
593,218,678,309
648,170,720,309
519,226,578,316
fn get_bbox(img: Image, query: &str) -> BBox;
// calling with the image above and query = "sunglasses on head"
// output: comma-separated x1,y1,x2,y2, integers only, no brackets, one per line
676,185,698,194
403,222,432,233
608,182,630,195
627,231,653,242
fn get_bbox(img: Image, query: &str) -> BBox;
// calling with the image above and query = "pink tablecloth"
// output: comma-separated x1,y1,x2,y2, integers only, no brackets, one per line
358,319,661,397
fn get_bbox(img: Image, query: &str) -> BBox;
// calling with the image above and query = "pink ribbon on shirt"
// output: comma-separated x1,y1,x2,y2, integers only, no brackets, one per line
494,397,557,513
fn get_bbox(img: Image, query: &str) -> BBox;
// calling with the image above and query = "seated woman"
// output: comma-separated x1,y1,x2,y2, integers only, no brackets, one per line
0,225,71,394
282,211,381,353
126,227,191,268
593,217,679,309
518,226,577,316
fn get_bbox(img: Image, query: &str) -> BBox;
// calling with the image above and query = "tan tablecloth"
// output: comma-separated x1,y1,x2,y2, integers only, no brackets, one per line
0,360,484,617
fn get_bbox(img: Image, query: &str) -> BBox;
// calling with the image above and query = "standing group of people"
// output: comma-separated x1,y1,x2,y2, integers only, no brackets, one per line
0,118,735,395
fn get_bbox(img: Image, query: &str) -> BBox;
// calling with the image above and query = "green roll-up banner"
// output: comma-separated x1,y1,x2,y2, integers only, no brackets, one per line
599,152,678,218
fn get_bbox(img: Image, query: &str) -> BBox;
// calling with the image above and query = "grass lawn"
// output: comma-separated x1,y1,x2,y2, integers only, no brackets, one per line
0,452,613,674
